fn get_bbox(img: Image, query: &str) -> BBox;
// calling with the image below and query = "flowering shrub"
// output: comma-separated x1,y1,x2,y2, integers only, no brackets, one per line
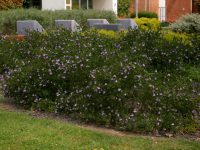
1,29,200,134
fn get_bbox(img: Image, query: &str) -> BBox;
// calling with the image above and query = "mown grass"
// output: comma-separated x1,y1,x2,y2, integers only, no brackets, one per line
0,98,199,150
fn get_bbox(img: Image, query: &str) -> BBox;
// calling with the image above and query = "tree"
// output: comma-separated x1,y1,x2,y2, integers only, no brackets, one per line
118,0,131,17
0,0,23,10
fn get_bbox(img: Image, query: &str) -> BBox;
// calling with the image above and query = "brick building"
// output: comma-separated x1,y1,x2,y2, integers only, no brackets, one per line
166,0,192,22
25,0,199,22
130,0,197,22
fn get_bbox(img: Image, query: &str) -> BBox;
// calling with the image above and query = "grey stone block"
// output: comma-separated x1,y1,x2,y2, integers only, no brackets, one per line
17,20,44,36
87,19,109,27
117,19,138,30
93,24,123,31
55,20,80,32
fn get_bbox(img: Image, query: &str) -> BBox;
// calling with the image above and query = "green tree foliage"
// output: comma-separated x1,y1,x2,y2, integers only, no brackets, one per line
118,0,131,17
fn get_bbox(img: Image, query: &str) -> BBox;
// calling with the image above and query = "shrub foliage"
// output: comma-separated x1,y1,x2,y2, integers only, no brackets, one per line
0,30,200,134
131,11,158,19
134,18,160,30
170,13,200,34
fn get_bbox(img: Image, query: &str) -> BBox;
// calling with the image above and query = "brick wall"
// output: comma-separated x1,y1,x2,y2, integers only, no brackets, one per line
166,0,192,22
129,0,192,22
130,0,159,13
130,0,160,19
150,0,159,13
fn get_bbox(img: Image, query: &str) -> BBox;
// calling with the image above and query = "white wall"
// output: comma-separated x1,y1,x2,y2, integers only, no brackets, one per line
41,0,118,14
113,0,118,14
42,0,66,10
159,0,165,7
93,0,118,14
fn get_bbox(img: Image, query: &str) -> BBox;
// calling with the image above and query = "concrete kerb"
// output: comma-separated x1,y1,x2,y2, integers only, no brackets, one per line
55,20,81,32
92,24,123,31
16,18,138,35
17,20,45,36
117,19,138,30
87,19,109,27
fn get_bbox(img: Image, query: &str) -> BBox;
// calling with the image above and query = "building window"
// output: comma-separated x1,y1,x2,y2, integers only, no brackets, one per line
193,0,200,13
66,0,72,10
72,0,79,9
81,0,88,9
71,0,93,10
23,0,41,9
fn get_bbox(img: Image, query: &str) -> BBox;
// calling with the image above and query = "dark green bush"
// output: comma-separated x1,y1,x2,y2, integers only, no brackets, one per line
0,8,117,34
131,11,158,19
160,22,170,27
1,29,200,134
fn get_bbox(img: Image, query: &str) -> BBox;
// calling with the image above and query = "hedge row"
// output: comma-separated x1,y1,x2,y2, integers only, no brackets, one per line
0,29,199,134
131,11,158,19
0,8,117,34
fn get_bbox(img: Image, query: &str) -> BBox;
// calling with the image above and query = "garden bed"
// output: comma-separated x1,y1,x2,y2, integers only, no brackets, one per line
0,29,199,134
1,35,25,41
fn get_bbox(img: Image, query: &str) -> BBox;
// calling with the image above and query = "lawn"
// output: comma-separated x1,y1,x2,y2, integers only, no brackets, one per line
0,98,199,150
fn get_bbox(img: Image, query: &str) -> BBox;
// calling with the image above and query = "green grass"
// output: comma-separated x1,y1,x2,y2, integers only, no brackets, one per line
0,95,3,102
0,100,199,150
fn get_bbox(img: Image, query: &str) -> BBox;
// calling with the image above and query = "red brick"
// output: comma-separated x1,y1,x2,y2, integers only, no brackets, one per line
130,0,158,13
166,0,192,22
129,0,193,22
